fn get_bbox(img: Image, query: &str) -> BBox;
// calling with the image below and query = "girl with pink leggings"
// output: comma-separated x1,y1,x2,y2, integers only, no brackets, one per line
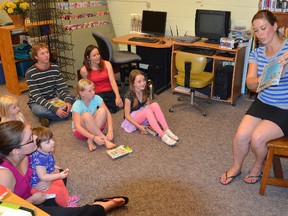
121,69,179,146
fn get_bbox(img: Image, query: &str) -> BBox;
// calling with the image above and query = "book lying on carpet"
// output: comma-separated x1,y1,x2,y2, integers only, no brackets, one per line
257,62,284,92
48,98,65,108
0,201,35,216
146,126,158,136
106,145,133,159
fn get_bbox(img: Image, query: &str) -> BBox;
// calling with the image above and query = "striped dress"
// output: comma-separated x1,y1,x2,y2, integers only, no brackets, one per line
25,63,73,113
249,39,288,109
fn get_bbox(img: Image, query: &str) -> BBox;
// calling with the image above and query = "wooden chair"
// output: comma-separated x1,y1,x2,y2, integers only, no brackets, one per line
259,136,288,195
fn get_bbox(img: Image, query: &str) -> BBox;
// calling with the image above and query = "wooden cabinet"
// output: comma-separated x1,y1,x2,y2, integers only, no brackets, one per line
273,12,288,37
171,41,245,105
0,25,28,95
0,21,51,95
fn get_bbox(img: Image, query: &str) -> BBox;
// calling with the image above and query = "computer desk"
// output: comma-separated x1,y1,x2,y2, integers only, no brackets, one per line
112,34,173,94
112,34,245,105
171,40,245,105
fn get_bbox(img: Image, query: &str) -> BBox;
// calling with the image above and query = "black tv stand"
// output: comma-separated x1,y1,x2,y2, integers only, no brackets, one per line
204,39,220,44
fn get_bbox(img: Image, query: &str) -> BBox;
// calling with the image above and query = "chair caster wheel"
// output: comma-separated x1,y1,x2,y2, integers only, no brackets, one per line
169,108,174,113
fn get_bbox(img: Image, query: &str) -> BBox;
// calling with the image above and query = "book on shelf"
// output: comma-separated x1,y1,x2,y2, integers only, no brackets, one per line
259,0,288,12
48,98,65,108
256,61,284,92
106,145,133,159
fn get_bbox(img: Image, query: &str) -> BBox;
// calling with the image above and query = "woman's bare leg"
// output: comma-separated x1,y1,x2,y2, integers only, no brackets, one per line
244,120,283,183
220,115,261,184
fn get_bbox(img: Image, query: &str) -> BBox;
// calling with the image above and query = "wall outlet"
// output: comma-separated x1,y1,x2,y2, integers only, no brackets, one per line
146,2,151,9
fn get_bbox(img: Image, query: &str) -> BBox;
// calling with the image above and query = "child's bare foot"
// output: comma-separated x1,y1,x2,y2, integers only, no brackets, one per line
87,139,96,152
105,139,116,149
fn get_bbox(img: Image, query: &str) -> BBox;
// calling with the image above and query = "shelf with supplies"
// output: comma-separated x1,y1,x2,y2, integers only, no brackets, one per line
171,40,246,105
0,21,52,95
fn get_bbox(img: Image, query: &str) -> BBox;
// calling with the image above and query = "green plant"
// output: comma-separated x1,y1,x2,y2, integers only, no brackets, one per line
0,0,29,15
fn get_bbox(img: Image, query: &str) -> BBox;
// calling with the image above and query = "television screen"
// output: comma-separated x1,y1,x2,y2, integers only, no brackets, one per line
195,9,231,44
141,10,167,37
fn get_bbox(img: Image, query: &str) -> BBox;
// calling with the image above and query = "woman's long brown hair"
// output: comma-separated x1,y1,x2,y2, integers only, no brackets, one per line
83,45,103,74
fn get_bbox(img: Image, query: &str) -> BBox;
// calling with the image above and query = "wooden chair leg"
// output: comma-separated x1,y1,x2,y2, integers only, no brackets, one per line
272,156,283,179
259,149,274,195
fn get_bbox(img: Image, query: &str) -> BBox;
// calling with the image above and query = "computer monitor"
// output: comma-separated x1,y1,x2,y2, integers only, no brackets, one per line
195,9,231,44
141,10,167,37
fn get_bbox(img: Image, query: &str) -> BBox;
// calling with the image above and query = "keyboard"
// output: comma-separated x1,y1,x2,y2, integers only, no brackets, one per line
180,47,216,56
128,37,159,43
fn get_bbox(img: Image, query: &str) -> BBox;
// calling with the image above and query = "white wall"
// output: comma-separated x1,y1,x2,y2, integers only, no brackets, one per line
0,0,11,25
107,0,259,37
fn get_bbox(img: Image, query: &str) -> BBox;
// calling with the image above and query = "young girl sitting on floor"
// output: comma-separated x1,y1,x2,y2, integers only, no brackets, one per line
30,126,79,207
0,95,27,123
121,69,179,146
71,78,116,151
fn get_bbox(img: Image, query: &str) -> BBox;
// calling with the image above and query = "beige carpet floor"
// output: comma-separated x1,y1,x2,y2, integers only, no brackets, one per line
1,83,288,216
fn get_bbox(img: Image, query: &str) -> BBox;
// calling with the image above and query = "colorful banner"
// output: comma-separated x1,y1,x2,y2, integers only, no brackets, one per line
61,10,109,20
58,1,107,10
64,20,110,31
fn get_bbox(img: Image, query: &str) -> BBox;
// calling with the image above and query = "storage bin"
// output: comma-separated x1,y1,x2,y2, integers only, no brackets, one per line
16,59,34,77
0,64,5,84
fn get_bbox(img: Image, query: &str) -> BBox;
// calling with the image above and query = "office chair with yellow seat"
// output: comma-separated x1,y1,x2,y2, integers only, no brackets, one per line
92,31,141,91
169,52,214,116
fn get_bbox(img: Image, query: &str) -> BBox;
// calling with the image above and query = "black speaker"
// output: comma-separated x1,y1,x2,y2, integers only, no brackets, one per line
214,65,233,100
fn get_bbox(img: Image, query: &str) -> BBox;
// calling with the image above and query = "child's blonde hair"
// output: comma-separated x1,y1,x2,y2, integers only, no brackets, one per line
0,95,18,117
32,126,54,148
77,78,94,97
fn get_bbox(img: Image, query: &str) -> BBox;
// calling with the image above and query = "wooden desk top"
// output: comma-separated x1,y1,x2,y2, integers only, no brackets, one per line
112,33,173,48
2,191,50,216
173,39,244,52
112,33,244,52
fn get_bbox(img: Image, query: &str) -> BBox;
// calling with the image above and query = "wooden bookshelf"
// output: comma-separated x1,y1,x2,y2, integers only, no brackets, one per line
0,21,52,95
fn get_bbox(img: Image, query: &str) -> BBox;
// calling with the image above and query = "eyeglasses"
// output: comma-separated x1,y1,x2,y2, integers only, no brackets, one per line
20,134,34,146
